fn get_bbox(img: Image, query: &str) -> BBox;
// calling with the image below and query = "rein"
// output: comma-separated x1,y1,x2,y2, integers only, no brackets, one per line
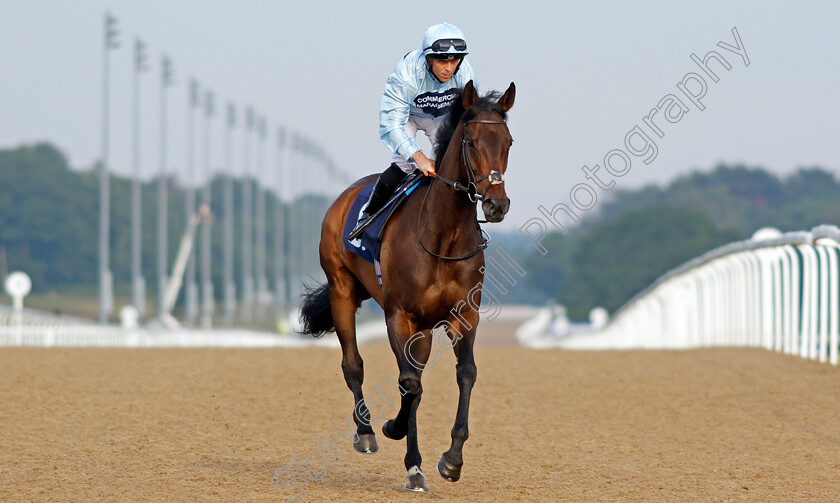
418,118,509,261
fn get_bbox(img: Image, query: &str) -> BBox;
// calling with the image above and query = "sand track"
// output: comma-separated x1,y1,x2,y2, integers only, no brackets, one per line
2,345,839,502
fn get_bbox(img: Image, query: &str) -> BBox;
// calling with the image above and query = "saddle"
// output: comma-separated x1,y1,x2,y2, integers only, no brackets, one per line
343,173,427,281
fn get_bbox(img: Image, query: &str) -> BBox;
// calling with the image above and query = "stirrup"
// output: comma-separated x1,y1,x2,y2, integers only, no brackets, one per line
349,213,371,240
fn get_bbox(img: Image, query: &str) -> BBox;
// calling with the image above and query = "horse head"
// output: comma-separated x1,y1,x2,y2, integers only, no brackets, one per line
460,80,515,223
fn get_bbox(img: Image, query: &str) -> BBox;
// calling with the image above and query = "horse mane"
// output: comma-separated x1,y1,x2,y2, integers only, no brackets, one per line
433,90,507,163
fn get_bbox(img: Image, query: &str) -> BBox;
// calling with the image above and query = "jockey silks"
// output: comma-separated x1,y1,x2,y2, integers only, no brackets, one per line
379,48,477,169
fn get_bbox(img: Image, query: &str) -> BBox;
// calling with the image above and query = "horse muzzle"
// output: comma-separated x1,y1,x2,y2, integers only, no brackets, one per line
481,196,510,222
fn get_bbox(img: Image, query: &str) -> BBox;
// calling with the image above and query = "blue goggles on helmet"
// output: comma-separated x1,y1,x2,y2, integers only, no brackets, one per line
424,38,467,53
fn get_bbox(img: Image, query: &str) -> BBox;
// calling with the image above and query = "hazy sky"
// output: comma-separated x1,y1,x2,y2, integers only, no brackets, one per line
1,1,838,231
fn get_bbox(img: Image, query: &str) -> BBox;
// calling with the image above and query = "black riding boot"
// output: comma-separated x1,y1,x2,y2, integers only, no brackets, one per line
350,163,408,236
364,176,395,217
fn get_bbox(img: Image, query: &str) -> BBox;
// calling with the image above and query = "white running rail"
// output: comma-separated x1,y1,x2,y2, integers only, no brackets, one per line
0,305,388,348
541,225,840,365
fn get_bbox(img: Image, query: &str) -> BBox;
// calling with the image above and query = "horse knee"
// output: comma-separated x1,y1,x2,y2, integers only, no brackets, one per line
455,362,476,387
398,375,422,396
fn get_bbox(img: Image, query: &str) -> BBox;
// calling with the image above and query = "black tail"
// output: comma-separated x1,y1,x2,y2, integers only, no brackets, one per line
299,282,335,338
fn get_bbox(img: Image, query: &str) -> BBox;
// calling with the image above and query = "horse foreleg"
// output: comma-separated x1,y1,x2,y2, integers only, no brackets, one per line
382,313,432,491
329,278,378,454
438,330,477,483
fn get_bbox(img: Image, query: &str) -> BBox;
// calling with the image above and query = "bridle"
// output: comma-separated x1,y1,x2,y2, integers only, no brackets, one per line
431,119,509,203
418,117,511,261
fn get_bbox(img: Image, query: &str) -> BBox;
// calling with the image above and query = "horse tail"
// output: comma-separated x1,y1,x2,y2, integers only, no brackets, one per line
299,282,335,338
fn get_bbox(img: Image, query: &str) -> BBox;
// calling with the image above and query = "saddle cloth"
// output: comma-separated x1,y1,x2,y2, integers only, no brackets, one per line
342,173,427,266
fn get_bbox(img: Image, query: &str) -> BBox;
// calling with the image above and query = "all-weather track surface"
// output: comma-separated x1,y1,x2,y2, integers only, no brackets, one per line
2,343,839,502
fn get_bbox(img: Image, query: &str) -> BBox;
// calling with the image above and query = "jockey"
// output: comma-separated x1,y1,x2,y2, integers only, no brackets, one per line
352,22,477,233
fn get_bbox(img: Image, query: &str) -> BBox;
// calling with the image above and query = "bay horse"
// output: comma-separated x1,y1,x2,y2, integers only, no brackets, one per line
300,80,515,492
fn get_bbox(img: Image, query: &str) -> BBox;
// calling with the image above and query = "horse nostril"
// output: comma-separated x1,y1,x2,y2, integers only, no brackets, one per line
501,198,510,214
488,198,507,215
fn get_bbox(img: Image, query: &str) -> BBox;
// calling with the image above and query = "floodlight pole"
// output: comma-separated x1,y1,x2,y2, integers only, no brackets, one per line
200,90,215,328
131,37,149,319
274,127,287,320
241,107,254,322
223,103,236,326
256,116,268,320
185,79,200,325
157,55,174,318
99,11,120,323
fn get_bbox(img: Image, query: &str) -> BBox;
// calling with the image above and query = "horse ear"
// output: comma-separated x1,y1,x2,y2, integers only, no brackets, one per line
462,80,477,110
499,82,516,112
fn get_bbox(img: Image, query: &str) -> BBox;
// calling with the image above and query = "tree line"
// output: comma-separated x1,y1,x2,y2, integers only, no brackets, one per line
518,164,840,319
2,143,837,321
0,142,327,296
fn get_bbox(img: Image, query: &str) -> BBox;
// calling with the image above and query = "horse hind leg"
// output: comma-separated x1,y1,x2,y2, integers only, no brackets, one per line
328,272,378,454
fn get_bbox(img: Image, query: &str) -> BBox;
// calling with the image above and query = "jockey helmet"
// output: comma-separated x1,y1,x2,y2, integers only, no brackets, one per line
422,23,469,60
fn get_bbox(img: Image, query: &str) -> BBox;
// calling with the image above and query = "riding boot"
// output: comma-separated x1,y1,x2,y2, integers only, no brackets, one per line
363,176,395,218
350,163,407,236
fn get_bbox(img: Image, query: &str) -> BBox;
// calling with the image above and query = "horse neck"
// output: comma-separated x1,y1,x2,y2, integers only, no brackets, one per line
420,122,480,251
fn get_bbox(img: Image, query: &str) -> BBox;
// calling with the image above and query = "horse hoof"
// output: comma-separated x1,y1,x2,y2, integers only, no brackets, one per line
382,419,406,441
403,466,428,492
354,433,379,454
437,455,462,482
